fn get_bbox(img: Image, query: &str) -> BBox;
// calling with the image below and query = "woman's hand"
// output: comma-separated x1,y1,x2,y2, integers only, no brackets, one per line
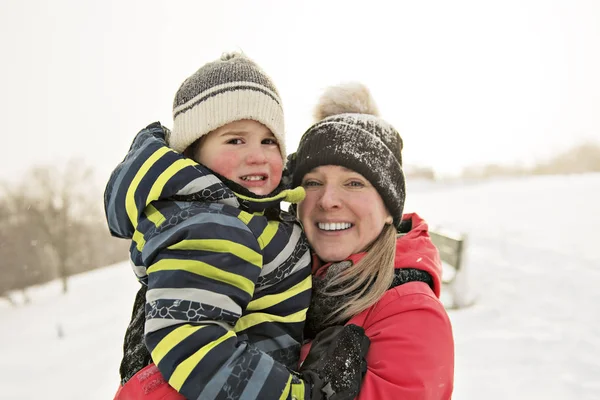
299,324,370,400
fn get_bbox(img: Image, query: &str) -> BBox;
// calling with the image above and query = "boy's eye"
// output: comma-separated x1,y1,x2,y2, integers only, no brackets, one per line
262,138,279,145
226,138,244,145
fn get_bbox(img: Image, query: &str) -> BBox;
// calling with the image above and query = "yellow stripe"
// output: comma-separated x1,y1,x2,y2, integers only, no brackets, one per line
237,211,253,225
234,308,307,332
246,275,311,311
125,147,171,227
257,220,279,250
169,330,236,391
234,191,279,203
290,380,306,400
167,239,262,268
148,259,255,295
146,204,166,227
133,229,146,251
147,158,197,207
133,205,166,251
151,324,205,366
236,187,305,204
278,375,293,400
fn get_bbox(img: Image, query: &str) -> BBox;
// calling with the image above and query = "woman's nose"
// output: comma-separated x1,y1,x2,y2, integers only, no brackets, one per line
318,185,342,210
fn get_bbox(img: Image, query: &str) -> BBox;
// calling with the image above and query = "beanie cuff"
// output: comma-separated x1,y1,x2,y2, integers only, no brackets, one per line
171,83,285,158
292,122,405,227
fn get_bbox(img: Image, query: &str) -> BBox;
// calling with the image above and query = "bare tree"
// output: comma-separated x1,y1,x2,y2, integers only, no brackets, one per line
0,193,49,301
1,160,97,293
0,160,130,300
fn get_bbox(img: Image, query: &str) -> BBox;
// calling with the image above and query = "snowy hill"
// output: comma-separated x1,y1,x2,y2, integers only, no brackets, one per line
1,174,599,399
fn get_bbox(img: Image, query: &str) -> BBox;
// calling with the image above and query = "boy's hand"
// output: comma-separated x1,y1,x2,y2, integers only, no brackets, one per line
300,324,370,400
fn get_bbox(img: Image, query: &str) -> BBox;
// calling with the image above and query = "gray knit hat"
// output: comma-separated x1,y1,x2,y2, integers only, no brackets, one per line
169,52,286,158
289,82,406,227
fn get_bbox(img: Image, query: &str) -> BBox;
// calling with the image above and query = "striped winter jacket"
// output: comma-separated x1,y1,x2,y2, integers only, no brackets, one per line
104,122,313,399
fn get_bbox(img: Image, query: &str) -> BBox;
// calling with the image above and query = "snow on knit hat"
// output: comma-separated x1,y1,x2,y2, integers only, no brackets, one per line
169,52,286,159
289,82,406,228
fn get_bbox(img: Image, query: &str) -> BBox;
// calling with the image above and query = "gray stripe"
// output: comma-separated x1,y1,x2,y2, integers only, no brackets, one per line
130,259,147,279
106,160,136,236
261,224,302,275
209,202,224,211
145,317,182,334
195,343,246,400
220,196,241,207
240,355,274,400
176,175,222,195
176,195,239,209
142,212,249,263
287,250,311,276
146,288,241,316
253,334,299,354
145,317,233,335
256,249,311,292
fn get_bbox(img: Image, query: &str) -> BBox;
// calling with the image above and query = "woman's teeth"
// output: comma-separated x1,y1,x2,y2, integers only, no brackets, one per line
318,222,352,231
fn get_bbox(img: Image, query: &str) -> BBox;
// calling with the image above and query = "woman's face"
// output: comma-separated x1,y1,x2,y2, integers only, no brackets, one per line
298,165,392,262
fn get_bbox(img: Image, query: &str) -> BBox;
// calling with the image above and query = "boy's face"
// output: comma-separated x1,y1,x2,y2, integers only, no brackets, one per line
193,119,283,196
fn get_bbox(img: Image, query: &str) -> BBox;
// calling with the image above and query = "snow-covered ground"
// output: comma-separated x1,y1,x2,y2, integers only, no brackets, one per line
406,173,600,400
1,173,599,399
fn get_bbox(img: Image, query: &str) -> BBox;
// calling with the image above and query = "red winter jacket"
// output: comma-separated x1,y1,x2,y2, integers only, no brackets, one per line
300,213,455,400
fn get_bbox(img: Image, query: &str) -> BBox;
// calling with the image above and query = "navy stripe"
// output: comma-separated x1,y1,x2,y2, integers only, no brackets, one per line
255,267,309,297
132,150,181,216
254,289,311,317
153,249,261,281
147,270,252,309
245,214,270,236
255,360,293,400
152,324,228,383
239,320,305,342
149,298,239,325
142,216,257,266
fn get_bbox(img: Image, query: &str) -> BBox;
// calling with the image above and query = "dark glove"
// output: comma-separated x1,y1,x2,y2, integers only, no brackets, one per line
299,324,370,400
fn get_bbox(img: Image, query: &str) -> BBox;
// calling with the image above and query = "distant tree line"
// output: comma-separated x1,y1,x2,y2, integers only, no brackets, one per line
404,165,436,181
460,141,600,180
0,160,129,303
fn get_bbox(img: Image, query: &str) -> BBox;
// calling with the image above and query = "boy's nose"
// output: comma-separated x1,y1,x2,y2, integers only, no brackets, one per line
246,147,268,164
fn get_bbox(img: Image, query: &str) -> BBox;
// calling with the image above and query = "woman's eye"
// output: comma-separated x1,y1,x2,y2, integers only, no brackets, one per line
347,180,364,187
226,138,244,145
262,138,279,145
302,180,320,187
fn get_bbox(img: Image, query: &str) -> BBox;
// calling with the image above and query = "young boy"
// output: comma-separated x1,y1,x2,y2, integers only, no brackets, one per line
104,53,369,400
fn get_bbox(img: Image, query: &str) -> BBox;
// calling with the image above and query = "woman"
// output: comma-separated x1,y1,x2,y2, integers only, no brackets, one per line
290,83,455,399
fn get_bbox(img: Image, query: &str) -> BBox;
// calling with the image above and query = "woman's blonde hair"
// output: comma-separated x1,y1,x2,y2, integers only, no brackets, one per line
320,224,397,323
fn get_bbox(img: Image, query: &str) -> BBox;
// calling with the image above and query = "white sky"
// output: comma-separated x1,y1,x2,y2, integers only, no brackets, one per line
1,0,599,184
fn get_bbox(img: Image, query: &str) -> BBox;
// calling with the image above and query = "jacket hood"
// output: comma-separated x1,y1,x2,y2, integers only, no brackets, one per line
104,122,303,239
395,212,442,297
